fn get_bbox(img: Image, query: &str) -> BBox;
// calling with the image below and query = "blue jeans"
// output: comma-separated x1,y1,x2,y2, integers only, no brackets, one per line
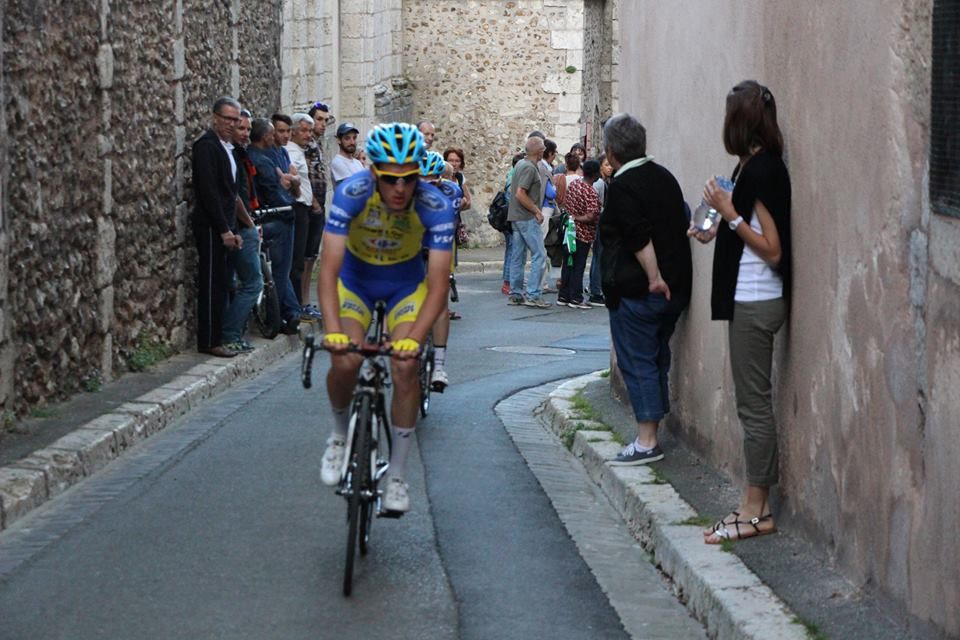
501,230,513,282
588,237,603,298
261,219,299,320
508,218,545,299
223,226,264,343
608,293,688,422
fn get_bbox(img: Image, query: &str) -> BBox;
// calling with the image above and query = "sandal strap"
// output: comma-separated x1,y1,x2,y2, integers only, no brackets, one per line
715,513,774,540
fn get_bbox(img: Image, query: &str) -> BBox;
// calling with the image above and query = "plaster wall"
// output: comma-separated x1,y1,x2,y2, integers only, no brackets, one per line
0,0,282,414
619,1,958,634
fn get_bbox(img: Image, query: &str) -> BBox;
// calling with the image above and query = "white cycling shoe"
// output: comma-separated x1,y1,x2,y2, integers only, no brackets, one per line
383,477,410,512
430,367,449,391
321,437,345,486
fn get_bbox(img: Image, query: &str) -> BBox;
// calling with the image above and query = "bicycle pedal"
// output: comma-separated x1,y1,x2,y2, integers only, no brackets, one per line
377,509,405,519
430,382,447,393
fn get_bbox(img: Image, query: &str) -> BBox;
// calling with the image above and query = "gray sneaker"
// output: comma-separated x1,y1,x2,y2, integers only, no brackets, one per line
523,297,550,309
609,442,664,466
507,296,525,306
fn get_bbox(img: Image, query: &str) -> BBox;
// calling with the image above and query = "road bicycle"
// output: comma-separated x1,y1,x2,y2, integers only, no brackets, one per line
249,205,292,339
301,301,399,597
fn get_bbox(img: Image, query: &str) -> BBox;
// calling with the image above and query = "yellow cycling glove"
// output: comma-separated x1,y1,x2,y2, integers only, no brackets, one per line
323,332,350,347
391,338,420,354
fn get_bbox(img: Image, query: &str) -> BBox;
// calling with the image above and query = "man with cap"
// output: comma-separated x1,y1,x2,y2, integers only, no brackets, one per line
331,122,364,186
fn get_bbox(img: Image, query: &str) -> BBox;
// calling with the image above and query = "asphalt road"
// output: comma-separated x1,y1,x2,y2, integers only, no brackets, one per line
0,270,693,639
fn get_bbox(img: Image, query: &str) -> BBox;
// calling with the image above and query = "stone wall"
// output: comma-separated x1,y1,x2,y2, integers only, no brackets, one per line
402,0,614,222
619,0,958,635
0,0,283,415
280,0,336,113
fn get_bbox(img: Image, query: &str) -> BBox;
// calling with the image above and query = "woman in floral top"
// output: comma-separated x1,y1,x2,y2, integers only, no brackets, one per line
557,159,602,308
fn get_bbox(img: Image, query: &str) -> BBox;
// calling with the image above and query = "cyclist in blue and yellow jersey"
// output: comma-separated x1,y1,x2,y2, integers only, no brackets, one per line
317,123,455,513
418,151,462,391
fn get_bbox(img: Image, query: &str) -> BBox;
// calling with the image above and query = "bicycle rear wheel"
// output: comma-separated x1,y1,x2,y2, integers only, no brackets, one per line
343,395,371,597
253,256,282,339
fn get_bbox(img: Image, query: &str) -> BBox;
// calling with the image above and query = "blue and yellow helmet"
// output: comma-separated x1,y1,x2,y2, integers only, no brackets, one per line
419,151,446,177
365,122,426,165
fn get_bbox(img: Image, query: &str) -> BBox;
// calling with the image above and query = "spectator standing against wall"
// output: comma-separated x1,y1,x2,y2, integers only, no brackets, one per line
692,81,792,544
586,154,613,306
303,101,332,319
286,113,317,319
600,113,692,466
331,122,364,186
247,118,301,334
221,109,263,353
191,96,245,358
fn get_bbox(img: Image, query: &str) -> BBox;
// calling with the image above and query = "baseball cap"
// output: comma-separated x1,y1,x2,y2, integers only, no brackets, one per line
336,122,359,137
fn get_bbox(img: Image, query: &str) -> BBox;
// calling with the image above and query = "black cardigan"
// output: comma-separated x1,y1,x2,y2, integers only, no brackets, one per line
710,151,792,320
599,160,693,308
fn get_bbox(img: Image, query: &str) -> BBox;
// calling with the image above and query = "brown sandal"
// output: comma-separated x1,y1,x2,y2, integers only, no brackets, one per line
705,512,776,543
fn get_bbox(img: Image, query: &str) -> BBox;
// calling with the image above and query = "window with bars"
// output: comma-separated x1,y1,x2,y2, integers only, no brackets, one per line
932,0,959,218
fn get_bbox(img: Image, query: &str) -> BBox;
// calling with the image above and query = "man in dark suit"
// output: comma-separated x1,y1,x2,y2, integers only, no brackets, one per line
192,96,245,357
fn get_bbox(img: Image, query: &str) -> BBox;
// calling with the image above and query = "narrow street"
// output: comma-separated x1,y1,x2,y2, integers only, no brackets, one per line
0,270,703,639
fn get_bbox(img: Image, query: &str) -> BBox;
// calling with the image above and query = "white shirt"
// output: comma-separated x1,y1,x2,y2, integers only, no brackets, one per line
285,141,313,206
220,139,237,182
331,153,365,184
734,214,783,302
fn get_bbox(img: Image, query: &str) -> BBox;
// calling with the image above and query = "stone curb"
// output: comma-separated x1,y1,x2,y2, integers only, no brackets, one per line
539,372,807,640
0,334,299,532
455,260,504,274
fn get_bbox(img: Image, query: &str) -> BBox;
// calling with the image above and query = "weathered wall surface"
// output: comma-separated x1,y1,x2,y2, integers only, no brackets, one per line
619,0,958,634
280,0,335,113
0,0,283,415
402,0,612,216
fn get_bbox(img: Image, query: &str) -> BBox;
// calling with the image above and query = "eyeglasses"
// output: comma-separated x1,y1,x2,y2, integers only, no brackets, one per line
373,167,420,186
215,112,240,123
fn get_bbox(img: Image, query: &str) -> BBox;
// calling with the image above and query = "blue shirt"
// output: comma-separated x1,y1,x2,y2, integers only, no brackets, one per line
248,146,294,207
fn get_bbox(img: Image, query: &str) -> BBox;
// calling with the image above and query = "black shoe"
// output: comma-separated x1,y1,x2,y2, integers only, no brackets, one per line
281,318,300,335
608,443,664,466
587,295,606,307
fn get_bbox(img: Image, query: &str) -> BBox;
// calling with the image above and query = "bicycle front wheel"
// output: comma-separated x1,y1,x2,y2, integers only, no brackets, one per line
419,343,434,418
343,394,371,597
253,256,282,339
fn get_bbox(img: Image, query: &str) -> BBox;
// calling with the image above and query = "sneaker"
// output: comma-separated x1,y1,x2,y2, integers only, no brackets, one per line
568,300,591,310
523,297,550,309
609,442,664,466
501,282,510,295
300,304,323,322
556,297,571,306
223,341,254,353
321,437,346,485
508,296,524,306
239,338,256,352
430,367,449,390
542,286,558,294
588,295,606,307
383,477,410,512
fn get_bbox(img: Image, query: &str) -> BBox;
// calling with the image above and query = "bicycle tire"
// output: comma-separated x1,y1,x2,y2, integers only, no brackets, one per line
253,256,282,339
343,394,371,597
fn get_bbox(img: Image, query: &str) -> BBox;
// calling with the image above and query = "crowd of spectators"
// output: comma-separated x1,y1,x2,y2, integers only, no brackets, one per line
191,96,338,358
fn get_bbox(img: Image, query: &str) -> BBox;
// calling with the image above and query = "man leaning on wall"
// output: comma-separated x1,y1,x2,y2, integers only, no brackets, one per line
191,96,245,358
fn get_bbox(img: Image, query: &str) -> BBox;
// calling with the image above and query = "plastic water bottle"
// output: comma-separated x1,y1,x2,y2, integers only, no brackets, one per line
692,176,734,232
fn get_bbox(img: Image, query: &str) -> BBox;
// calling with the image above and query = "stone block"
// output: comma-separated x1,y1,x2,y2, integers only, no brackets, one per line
97,44,114,89
557,109,582,125
173,38,185,80
542,71,582,94
159,374,213,409
95,217,116,289
83,412,139,452
565,48,583,70
550,29,583,50
0,467,47,530
48,427,118,477
113,400,165,437
134,386,192,424
12,448,84,499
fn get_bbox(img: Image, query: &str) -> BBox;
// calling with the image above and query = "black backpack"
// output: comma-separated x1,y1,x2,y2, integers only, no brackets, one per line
487,190,511,233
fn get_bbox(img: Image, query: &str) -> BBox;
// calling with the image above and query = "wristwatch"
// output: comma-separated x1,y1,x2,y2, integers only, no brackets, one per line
729,216,744,231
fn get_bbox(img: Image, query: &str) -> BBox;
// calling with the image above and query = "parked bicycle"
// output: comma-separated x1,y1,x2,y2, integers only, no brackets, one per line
249,205,292,339
302,301,401,597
